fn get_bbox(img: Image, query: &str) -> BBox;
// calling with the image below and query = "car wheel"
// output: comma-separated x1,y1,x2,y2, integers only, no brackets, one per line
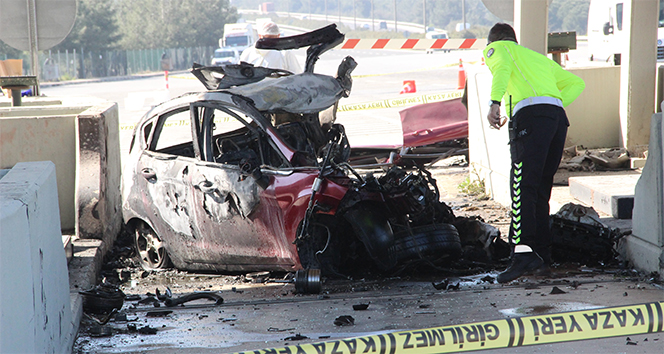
391,223,461,263
134,222,170,270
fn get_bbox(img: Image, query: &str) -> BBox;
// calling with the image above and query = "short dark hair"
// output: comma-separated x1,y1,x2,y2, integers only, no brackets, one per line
488,23,518,44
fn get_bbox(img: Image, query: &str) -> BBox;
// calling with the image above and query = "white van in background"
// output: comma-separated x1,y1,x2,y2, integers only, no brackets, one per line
211,48,240,66
587,0,664,65
425,30,450,53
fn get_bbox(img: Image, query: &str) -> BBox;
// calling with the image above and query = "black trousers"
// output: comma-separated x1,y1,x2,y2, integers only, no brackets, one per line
508,104,569,263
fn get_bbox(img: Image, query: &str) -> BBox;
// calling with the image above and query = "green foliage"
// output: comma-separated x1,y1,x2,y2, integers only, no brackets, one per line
55,0,121,52
549,0,591,35
0,40,24,60
117,0,238,49
233,0,592,38
58,73,76,81
458,169,488,200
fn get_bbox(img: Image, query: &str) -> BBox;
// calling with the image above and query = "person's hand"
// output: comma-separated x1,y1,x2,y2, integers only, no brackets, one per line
487,104,506,129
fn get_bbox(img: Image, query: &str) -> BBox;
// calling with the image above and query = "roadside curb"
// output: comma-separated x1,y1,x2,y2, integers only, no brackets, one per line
41,70,189,88
67,237,113,351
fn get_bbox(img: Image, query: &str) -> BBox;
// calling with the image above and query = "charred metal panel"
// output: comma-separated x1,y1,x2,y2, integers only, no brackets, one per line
227,73,345,114
139,155,195,239
191,165,261,222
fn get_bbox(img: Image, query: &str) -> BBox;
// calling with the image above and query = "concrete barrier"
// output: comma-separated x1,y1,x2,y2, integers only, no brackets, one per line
0,161,74,353
0,98,122,240
626,112,664,277
76,103,122,241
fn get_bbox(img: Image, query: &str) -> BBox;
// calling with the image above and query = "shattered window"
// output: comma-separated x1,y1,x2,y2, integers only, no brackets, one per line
151,108,195,157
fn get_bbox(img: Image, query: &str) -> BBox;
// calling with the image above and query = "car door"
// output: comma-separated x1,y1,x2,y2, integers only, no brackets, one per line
135,105,212,266
186,101,299,271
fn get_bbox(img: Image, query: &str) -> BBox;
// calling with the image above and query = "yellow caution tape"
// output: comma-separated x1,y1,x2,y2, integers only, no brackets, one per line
351,61,479,79
120,119,190,132
237,301,664,354
338,90,463,112
118,90,463,131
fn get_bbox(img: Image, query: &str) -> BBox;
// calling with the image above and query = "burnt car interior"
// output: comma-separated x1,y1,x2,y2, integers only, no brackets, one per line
123,24,513,282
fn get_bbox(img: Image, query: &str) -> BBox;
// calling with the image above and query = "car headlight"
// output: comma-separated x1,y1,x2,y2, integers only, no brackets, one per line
659,39,663,46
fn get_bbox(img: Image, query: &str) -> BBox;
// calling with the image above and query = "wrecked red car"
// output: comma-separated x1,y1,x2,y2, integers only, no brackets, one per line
121,25,484,276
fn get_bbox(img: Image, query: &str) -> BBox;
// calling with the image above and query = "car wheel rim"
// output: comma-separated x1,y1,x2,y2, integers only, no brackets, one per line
135,223,167,269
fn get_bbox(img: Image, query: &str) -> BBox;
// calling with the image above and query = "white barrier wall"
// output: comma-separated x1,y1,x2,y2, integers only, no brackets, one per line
0,107,79,229
467,65,623,206
627,112,664,276
0,161,73,353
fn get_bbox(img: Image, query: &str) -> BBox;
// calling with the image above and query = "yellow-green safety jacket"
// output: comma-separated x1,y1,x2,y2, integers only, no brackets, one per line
483,40,585,116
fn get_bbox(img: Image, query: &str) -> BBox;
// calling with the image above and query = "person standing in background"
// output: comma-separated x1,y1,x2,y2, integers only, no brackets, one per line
240,21,301,73
483,23,585,283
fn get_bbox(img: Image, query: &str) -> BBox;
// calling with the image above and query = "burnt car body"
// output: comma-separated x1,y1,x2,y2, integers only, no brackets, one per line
121,25,465,275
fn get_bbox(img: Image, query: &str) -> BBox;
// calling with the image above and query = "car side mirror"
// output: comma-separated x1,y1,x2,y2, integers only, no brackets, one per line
603,22,614,35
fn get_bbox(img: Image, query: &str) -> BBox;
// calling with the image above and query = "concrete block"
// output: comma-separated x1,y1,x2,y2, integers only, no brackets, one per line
0,108,78,229
628,112,664,277
0,161,73,353
76,102,122,241
630,157,647,169
0,99,122,243
569,174,640,219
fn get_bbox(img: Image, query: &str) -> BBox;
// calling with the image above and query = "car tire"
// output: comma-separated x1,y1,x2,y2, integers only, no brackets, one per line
134,221,171,270
391,223,461,263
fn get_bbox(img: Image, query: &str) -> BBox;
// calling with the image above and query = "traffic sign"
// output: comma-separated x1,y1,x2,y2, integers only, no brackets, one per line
0,0,77,51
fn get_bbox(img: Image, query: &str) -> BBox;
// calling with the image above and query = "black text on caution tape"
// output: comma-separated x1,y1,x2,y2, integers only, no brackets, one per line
238,301,664,354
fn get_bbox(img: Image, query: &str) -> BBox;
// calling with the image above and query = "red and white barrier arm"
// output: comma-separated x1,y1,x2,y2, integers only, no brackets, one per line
340,38,487,50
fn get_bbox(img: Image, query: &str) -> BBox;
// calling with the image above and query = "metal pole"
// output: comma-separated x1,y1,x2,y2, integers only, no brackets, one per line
371,0,374,31
423,0,426,32
27,0,40,95
461,0,466,32
394,0,397,33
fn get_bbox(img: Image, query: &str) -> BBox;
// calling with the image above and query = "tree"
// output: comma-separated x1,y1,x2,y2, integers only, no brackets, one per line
55,0,121,52
0,41,24,60
117,0,238,49
549,0,590,35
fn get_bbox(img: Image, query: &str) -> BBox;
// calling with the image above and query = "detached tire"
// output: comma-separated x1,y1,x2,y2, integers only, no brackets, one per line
134,221,171,270
391,224,461,263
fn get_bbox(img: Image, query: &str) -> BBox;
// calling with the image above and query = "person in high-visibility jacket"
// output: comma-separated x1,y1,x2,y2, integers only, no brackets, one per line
483,23,585,283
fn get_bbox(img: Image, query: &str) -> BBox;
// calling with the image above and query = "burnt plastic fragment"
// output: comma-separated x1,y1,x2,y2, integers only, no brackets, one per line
550,286,567,294
146,310,173,317
191,62,291,90
125,295,141,301
138,326,158,335
80,284,125,314
284,334,309,341
164,291,224,307
432,279,449,290
353,303,370,311
334,315,355,326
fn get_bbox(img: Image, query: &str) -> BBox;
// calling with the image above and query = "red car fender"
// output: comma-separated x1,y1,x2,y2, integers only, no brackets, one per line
266,172,349,249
